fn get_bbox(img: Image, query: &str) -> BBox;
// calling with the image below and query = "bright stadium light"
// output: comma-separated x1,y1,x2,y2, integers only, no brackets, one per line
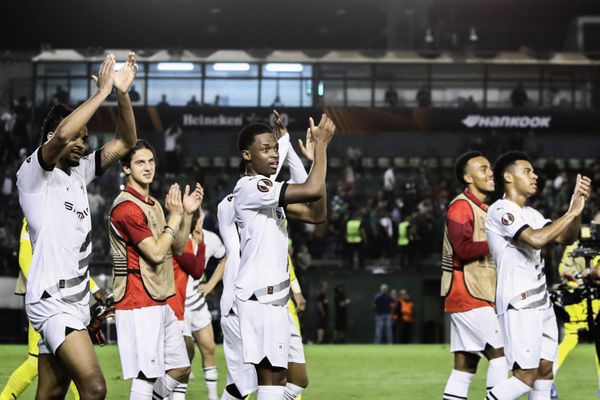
265,63,304,73
157,62,195,71
213,63,250,71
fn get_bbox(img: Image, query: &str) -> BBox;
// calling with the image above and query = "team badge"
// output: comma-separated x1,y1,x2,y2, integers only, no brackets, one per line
257,178,273,193
227,195,233,202
501,213,514,226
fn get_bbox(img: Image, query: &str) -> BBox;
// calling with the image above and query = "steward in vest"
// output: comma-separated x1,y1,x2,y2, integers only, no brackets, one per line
551,210,600,398
441,151,508,400
108,139,203,398
345,210,366,269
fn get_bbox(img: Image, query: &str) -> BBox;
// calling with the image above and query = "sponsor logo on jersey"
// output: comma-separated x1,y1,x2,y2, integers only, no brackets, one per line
64,202,90,220
257,178,273,193
501,212,515,226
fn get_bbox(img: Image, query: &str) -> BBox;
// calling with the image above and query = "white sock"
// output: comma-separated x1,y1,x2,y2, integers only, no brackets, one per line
528,380,553,400
257,385,285,400
204,366,218,400
487,376,532,400
487,357,509,392
168,383,188,400
283,382,304,400
130,378,154,400
153,374,181,398
443,369,474,399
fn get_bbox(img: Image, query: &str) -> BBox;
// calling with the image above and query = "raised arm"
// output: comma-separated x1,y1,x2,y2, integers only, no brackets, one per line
136,184,184,265
41,55,115,166
97,51,139,173
519,175,591,249
173,183,204,255
284,114,335,223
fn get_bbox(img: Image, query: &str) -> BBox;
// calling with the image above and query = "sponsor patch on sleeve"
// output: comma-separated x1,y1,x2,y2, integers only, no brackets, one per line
501,212,515,226
257,178,273,193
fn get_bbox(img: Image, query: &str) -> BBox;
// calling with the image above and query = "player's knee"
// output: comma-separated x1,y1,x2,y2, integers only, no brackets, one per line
537,366,553,380
169,366,192,382
81,376,107,400
39,383,70,400
200,340,216,357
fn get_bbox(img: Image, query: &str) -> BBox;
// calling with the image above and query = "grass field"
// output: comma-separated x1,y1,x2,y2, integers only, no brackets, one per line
0,344,597,399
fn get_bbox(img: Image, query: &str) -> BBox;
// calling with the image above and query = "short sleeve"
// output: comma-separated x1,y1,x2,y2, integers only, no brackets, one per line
235,176,287,210
487,200,529,240
74,151,102,185
110,201,153,245
530,207,552,229
16,147,52,194
213,236,226,259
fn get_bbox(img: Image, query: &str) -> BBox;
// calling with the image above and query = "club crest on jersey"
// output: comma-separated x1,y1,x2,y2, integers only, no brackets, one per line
257,178,273,193
501,213,515,226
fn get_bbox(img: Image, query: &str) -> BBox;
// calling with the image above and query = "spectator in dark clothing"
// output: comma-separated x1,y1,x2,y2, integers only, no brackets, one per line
333,284,351,343
373,284,394,344
384,84,399,108
129,85,141,102
511,83,528,107
316,281,329,344
416,84,431,108
52,86,69,105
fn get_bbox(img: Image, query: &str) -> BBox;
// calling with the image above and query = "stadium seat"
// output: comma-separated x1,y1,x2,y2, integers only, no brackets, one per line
424,158,439,168
329,157,342,168
554,158,566,169
377,157,391,168
229,156,241,169
567,158,582,170
362,157,375,168
393,157,407,168
408,157,422,168
535,158,548,168
441,158,454,168
196,157,211,167
213,157,226,168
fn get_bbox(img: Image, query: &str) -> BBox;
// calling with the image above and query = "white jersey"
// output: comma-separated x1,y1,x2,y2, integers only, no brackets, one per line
217,194,240,316
485,198,552,314
233,175,289,305
17,147,99,305
185,229,225,311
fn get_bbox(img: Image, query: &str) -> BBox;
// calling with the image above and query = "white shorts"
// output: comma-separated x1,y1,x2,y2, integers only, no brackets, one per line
236,298,291,369
180,319,192,338
115,305,190,379
184,304,212,333
500,306,558,370
450,306,504,353
26,298,90,355
288,311,305,364
221,304,305,396
221,313,257,397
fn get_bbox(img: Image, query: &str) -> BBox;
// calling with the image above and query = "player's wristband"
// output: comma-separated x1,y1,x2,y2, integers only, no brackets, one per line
163,226,176,239
290,279,302,295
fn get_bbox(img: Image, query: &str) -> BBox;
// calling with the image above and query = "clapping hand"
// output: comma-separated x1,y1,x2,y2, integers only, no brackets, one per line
114,51,138,94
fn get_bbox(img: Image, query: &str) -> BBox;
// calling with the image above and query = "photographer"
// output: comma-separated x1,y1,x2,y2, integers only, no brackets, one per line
552,210,600,399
